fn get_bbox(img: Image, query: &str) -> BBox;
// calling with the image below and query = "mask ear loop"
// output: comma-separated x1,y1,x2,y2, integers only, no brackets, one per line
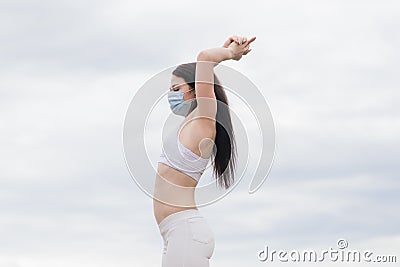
185,87,195,94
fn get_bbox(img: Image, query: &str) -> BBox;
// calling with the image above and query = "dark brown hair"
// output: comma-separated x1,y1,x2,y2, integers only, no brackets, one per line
172,63,237,189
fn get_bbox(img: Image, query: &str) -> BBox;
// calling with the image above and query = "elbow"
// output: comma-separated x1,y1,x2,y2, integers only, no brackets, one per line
197,50,210,61
197,99,217,119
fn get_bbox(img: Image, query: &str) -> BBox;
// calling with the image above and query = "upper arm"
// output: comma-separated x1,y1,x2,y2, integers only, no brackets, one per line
195,54,217,120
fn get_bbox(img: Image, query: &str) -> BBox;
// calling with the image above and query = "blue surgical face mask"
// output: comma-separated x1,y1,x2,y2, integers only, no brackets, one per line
167,88,195,116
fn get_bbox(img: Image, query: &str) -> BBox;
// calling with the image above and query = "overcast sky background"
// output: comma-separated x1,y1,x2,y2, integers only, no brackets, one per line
1,0,399,266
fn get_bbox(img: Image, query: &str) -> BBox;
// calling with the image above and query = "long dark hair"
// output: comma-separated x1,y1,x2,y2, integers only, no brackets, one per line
172,63,237,190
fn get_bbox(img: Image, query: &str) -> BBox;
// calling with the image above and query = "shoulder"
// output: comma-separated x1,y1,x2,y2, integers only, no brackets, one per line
179,111,216,150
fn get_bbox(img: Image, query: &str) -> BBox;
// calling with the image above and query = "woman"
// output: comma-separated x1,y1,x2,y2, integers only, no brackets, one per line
153,35,256,267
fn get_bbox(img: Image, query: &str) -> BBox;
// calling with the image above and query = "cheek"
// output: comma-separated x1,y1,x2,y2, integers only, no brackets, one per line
183,93,190,101
180,93,186,101
186,92,196,101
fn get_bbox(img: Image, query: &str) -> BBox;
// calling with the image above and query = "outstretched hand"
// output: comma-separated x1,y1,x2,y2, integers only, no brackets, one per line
223,35,256,61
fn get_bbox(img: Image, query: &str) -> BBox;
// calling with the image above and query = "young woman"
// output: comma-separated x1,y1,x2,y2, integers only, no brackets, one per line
153,35,256,267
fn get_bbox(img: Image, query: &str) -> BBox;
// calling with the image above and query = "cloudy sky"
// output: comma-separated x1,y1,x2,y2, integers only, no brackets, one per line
1,0,399,266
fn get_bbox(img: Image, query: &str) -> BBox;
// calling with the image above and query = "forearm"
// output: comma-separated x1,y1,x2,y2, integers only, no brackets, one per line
197,47,232,63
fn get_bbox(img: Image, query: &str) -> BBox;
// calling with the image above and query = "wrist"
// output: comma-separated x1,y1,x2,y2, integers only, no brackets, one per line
197,47,233,63
226,47,234,60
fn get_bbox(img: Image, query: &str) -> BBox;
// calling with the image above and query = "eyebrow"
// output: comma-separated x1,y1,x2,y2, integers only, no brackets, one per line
170,84,180,90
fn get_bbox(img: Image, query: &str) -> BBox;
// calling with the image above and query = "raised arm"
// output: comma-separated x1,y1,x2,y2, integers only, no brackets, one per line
195,36,256,121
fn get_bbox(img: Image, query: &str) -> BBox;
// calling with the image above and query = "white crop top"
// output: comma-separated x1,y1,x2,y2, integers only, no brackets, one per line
158,125,210,182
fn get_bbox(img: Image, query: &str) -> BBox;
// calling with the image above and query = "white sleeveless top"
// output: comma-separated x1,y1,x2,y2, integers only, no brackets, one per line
158,124,210,182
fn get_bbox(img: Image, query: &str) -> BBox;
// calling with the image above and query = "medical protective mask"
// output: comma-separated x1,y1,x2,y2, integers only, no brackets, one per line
167,88,195,116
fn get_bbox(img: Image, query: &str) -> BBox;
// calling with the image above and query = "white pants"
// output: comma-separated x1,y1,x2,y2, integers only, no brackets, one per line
158,209,215,267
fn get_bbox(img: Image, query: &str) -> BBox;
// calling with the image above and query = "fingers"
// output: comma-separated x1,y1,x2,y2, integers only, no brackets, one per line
245,36,256,45
230,36,249,45
238,36,256,46
237,36,248,45
243,48,252,55
241,36,256,47
223,36,242,47
242,36,256,55
225,35,256,46
223,37,235,48
223,35,256,56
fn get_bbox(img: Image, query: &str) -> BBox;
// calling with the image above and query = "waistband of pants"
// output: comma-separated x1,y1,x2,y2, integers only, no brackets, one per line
158,209,202,235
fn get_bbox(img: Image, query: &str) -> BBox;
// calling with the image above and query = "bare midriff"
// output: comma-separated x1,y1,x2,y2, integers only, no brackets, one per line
154,109,216,225
153,162,199,225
